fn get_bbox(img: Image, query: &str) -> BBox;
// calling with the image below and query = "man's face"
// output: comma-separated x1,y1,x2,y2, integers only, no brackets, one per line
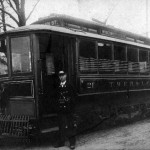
59,74,67,82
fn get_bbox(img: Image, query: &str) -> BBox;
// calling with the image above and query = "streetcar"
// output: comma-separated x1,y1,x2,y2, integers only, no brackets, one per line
0,14,150,141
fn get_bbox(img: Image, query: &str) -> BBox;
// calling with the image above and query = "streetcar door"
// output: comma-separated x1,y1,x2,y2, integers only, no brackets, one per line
37,33,69,115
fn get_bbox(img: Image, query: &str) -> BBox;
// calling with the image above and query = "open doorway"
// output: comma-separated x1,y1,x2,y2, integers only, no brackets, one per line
37,33,69,115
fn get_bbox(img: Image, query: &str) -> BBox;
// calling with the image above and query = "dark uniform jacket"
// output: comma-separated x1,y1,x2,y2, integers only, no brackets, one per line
56,81,76,113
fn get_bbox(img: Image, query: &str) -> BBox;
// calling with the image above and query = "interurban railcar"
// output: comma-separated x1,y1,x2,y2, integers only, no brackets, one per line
0,14,150,140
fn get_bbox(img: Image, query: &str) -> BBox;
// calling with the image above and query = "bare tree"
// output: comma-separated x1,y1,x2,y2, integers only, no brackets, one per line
0,0,7,32
0,0,40,31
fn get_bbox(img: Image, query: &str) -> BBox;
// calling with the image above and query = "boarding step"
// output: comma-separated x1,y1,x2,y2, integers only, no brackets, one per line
42,113,57,118
41,126,59,134
0,114,30,137
0,114,31,146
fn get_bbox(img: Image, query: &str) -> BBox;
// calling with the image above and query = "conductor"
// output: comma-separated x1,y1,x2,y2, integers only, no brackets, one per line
55,70,76,149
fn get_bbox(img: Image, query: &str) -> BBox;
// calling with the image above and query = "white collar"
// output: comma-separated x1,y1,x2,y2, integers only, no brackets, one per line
60,81,66,86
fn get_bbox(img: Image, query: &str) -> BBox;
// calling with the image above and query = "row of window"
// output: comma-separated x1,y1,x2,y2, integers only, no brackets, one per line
1,36,150,76
0,37,31,75
79,40,150,74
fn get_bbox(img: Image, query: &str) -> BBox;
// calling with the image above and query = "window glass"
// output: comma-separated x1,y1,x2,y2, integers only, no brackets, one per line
114,44,127,74
114,44,126,61
98,42,112,60
79,40,97,73
139,50,148,62
79,40,96,58
98,42,113,73
127,47,138,62
139,49,149,74
46,54,55,75
0,39,8,75
127,47,139,73
11,36,31,73
9,81,33,97
149,52,150,64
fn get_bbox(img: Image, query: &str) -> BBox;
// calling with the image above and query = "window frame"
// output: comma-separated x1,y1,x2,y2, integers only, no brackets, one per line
9,34,33,76
114,43,126,61
79,38,97,59
139,48,148,62
77,36,150,76
139,48,149,74
78,37,98,74
127,45,139,62
98,40,113,60
0,37,8,77
9,80,34,98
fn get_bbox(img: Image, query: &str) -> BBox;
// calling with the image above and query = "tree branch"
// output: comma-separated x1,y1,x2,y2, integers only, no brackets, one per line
0,7,19,25
12,0,19,9
0,0,6,31
6,0,18,15
0,22,15,29
11,0,21,20
26,0,41,21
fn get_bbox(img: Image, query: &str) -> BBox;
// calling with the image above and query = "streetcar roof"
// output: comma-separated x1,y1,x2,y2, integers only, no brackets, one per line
2,24,150,49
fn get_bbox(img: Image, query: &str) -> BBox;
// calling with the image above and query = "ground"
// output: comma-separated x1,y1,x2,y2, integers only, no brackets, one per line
76,119,150,150
1,119,150,150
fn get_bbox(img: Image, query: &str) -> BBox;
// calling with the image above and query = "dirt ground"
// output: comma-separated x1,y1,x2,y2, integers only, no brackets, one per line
2,119,150,150
75,119,150,150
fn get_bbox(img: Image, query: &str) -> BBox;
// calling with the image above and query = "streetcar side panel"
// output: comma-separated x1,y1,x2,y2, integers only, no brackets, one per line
76,36,150,118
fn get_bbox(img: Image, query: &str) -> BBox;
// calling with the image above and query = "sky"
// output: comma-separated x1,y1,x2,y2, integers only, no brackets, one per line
25,0,150,37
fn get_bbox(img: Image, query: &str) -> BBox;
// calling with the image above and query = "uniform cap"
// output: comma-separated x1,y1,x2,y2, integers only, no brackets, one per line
58,70,66,75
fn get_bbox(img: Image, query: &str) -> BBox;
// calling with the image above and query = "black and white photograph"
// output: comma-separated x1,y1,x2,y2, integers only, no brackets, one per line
0,0,150,149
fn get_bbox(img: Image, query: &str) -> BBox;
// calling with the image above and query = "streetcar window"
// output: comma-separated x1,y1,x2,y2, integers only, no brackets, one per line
0,39,8,75
139,49,149,73
114,44,126,61
127,47,139,73
114,44,127,74
11,36,31,74
79,40,97,73
127,47,138,62
9,81,33,97
79,40,96,58
98,42,113,73
98,42,112,60
149,52,150,63
139,50,148,62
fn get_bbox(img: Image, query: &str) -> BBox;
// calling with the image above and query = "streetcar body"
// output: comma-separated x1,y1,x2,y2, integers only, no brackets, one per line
0,15,150,138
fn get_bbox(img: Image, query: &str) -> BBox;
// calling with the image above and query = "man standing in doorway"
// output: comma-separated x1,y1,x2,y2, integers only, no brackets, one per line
55,70,76,149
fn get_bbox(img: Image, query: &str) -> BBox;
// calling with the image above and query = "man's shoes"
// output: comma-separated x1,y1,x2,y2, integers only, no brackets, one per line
70,145,75,149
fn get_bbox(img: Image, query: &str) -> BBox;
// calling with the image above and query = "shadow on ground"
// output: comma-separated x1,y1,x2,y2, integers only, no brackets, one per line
0,132,58,149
